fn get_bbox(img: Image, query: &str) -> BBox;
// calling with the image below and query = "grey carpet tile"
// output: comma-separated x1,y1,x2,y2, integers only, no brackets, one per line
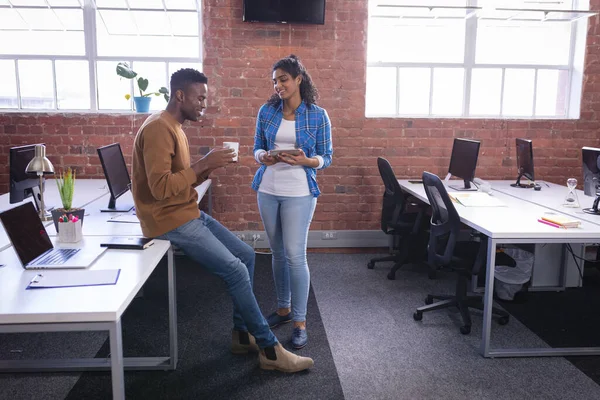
308,253,600,400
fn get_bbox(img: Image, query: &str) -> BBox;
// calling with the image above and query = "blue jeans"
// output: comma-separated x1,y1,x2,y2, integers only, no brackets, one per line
257,192,317,322
157,212,277,349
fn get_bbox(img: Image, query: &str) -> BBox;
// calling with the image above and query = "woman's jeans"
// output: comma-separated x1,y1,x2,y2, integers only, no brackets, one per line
157,212,277,349
257,192,317,322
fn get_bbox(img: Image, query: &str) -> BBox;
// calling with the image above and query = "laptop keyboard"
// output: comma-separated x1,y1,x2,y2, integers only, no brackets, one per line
31,248,81,266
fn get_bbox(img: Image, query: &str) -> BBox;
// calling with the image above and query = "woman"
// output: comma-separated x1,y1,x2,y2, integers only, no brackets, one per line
252,54,333,349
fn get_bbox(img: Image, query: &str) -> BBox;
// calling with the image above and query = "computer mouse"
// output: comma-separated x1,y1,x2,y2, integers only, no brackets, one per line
534,184,541,191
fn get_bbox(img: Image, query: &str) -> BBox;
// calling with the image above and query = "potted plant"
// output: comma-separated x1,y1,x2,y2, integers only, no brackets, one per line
116,62,170,113
51,167,85,233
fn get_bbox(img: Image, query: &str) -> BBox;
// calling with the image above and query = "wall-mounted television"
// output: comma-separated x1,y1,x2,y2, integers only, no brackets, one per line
243,0,326,25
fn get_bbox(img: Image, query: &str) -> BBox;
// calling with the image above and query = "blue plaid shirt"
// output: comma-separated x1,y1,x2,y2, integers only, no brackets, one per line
252,100,333,197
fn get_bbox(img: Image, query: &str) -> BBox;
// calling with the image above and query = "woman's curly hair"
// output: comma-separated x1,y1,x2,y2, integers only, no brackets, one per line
267,54,319,107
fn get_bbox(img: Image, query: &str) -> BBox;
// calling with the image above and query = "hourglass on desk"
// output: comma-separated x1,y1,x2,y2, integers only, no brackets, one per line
563,178,580,208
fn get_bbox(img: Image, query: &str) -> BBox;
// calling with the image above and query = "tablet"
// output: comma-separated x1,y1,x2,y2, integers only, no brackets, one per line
268,148,301,156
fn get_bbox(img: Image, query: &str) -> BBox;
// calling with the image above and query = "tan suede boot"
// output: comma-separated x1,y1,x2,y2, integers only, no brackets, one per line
231,330,259,354
259,343,314,372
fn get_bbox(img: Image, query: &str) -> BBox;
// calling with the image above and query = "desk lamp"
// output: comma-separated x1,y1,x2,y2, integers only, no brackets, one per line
25,144,54,221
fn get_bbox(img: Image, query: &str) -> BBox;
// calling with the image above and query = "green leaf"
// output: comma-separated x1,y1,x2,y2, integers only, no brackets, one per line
159,87,169,94
164,93,170,102
116,62,137,79
137,77,148,92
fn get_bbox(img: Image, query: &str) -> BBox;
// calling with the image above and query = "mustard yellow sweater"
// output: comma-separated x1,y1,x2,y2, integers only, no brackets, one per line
131,111,199,238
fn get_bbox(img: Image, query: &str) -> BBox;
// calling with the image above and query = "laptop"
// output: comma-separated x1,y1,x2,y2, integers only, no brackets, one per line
0,202,107,269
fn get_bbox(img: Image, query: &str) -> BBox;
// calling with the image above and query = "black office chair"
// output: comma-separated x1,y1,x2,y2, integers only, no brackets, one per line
413,171,512,334
367,157,427,280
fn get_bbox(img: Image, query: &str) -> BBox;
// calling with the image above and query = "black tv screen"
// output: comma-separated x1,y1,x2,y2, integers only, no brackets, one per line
243,0,326,25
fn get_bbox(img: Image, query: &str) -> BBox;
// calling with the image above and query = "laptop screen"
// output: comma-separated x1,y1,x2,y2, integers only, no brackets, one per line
0,202,53,266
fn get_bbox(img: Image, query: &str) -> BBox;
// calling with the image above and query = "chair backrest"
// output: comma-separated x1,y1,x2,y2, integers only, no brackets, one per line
421,171,461,267
377,157,407,233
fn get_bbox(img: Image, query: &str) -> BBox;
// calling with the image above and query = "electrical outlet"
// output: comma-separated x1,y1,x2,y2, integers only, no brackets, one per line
322,231,337,240
236,234,246,241
252,233,262,241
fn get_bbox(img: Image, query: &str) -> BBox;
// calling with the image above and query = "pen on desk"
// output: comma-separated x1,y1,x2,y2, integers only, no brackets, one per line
537,219,564,229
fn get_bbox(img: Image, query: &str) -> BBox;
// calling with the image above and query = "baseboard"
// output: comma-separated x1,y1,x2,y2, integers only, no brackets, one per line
233,230,390,248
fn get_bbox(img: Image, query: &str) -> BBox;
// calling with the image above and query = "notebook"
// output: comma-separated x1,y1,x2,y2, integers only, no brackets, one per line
100,237,155,250
27,269,121,289
540,213,581,228
0,203,107,269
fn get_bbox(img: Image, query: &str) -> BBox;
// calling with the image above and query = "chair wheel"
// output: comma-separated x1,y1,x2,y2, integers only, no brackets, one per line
425,295,433,305
497,316,509,325
387,271,396,280
367,261,375,269
460,325,471,335
413,311,423,321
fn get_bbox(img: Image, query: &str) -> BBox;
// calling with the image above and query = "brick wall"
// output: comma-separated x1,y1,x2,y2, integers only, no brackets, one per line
1,0,600,231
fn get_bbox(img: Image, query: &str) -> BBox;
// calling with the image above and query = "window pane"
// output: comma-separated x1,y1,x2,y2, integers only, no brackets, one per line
0,31,84,56
132,61,168,111
0,60,17,109
18,9,63,30
536,69,569,117
368,19,465,63
431,68,463,116
0,9,28,29
18,60,54,109
470,68,502,116
132,11,171,35
398,68,430,115
165,0,198,10
168,11,200,35
365,67,396,115
476,21,571,65
56,60,90,110
96,10,199,57
95,0,127,7
128,0,164,8
47,0,83,6
97,61,131,110
503,69,535,117
168,62,202,77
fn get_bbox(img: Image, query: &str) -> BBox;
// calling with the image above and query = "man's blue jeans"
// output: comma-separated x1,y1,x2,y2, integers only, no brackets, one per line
157,212,277,349
257,192,317,322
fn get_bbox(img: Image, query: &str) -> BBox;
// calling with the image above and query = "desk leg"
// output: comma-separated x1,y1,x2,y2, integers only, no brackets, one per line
168,246,178,369
481,238,497,358
109,319,125,400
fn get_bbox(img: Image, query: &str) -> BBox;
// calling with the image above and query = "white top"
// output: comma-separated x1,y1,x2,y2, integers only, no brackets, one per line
257,119,311,197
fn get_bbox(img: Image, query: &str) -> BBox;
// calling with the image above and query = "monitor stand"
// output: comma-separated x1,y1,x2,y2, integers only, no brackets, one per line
582,195,600,216
100,195,134,213
510,174,534,189
449,179,477,191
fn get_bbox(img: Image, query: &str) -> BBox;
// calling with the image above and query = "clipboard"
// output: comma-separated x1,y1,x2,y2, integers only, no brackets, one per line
27,269,121,289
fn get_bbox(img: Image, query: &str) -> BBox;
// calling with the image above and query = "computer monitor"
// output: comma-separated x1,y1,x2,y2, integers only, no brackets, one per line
511,138,535,189
9,144,45,211
97,143,134,212
448,138,480,191
582,146,600,215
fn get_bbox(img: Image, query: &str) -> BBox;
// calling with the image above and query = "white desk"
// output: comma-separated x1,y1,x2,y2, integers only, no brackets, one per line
44,179,214,238
0,237,176,400
0,180,109,251
491,180,600,226
398,179,600,358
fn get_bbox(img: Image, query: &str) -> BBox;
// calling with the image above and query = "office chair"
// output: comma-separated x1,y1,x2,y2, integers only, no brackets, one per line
367,157,427,280
413,171,511,335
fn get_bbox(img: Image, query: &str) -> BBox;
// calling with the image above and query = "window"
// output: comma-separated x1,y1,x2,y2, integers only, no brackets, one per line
366,0,594,119
0,0,202,111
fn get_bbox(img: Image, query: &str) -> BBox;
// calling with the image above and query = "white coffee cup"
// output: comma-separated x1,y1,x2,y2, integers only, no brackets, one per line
223,142,239,162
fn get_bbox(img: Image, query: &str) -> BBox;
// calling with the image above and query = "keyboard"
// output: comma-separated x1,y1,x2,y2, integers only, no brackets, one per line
30,248,81,266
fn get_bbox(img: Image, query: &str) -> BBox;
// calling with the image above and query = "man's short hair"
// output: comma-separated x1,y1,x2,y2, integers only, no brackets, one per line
170,68,208,94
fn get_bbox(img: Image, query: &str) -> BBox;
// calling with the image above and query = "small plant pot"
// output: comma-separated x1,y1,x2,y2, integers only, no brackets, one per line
52,208,85,233
133,96,151,113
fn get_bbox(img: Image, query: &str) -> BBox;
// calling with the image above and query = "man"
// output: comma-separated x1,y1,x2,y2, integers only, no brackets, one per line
131,68,313,373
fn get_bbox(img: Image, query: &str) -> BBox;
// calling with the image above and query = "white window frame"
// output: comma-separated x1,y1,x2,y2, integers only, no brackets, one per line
366,0,593,119
0,0,203,113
